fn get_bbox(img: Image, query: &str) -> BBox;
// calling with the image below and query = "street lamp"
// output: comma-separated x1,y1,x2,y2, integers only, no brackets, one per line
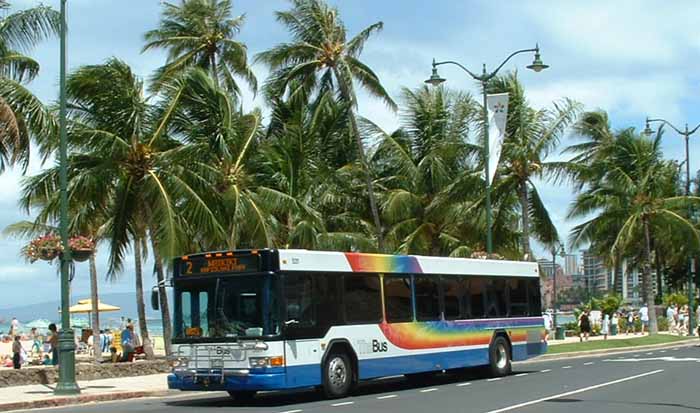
551,242,565,338
426,45,548,254
54,0,79,395
644,116,700,336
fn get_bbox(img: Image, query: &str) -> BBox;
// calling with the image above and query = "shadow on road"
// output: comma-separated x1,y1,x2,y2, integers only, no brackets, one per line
165,366,541,409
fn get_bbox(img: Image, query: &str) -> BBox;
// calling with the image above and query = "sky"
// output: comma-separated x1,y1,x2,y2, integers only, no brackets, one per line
2,0,700,308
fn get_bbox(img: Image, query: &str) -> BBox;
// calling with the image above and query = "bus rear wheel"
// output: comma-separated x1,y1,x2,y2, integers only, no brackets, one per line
227,390,256,402
488,336,511,377
322,352,353,398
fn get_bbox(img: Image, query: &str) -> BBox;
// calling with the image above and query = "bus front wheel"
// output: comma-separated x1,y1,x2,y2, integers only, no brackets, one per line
488,336,511,377
322,352,353,398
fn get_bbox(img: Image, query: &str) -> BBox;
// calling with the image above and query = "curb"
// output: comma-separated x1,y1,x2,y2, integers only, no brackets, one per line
0,389,171,412
520,337,698,363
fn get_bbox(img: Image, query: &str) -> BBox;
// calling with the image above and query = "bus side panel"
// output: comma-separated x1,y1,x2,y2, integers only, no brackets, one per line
358,348,490,379
284,338,323,388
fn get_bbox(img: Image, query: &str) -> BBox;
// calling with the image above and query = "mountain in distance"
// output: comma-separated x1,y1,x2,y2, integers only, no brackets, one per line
0,292,167,323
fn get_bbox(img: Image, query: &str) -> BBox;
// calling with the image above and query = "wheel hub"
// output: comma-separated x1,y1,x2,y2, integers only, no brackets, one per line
328,357,347,388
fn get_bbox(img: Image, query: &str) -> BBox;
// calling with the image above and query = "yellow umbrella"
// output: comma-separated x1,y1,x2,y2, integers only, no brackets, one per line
68,299,121,314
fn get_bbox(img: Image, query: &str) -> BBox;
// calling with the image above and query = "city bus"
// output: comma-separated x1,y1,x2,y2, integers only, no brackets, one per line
158,249,546,400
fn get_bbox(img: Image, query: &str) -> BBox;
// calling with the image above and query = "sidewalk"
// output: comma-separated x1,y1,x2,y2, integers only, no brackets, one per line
548,330,682,345
0,373,171,412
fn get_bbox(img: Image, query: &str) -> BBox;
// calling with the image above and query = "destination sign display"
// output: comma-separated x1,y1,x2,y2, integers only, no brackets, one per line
180,253,260,276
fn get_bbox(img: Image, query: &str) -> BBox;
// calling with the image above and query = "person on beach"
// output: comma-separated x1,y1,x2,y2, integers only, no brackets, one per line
579,310,591,342
12,336,22,369
48,323,59,365
9,317,18,337
611,312,619,335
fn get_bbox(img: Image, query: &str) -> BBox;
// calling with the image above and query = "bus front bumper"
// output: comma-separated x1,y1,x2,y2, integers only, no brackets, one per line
168,368,287,391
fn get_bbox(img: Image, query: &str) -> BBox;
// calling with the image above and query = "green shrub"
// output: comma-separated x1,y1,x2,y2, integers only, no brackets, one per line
657,315,669,331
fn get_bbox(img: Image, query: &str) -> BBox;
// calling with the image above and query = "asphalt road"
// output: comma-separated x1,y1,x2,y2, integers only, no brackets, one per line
19,344,700,413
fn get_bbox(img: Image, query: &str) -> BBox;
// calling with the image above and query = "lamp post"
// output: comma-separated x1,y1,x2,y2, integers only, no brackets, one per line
644,117,699,336
425,45,548,254
54,0,80,395
551,242,565,336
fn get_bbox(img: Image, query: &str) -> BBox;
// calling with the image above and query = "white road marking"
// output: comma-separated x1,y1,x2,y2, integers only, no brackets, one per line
645,352,653,355
279,410,303,413
377,394,397,400
486,378,502,382
660,350,667,353
540,369,551,373
514,373,528,377
481,369,664,413
583,362,594,366
457,382,471,387
604,356,700,363
331,401,354,407
562,366,572,369
673,348,680,350
420,388,438,392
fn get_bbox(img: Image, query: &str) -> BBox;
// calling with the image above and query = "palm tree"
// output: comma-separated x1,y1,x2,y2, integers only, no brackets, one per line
486,72,581,258
569,131,700,334
364,85,486,256
143,0,256,94
256,0,396,251
0,1,59,172
58,59,224,357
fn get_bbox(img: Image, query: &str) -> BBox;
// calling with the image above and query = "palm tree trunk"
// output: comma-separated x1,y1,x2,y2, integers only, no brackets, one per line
643,220,658,335
210,53,219,88
134,238,155,359
654,247,662,301
89,253,101,363
518,181,531,259
613,251,623,294
332,67,384,251
150,236,173,357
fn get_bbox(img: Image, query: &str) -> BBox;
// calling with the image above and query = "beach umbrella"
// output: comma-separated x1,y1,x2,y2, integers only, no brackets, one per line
68,299,120,314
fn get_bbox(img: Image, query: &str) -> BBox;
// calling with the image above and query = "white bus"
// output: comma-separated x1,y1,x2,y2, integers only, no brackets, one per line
159,249,546,400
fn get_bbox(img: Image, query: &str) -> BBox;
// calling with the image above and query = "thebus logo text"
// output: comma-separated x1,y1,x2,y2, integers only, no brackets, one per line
372,339,388,352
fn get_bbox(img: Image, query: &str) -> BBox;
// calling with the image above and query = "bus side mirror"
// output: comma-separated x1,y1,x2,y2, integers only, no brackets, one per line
151,288,159,311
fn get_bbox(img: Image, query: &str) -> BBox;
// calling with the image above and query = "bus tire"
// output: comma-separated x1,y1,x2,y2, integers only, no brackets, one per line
488,336,511,377
322,352,353,398
227,390,256,401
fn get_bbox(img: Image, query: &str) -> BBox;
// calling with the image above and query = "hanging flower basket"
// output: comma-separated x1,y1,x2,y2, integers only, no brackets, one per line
25,234,63,263
69,236,95,262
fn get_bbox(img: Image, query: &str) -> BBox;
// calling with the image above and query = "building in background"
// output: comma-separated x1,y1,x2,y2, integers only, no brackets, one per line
581,249,613,293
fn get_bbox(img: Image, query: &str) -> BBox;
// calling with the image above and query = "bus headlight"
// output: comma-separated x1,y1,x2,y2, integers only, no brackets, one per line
249,356,284,368
168,357,189,368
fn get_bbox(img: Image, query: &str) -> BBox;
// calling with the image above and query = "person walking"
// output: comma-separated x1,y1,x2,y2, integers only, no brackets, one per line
48,323,59,365
121,323,135,362
667,304,677,334
626,310,635,335
12,336,22,369
601,314,610,340
639,304,649,335
611,312,620,336
579,310,591,342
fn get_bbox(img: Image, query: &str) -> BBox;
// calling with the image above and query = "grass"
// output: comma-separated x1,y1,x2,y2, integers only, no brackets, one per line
546,334,694,354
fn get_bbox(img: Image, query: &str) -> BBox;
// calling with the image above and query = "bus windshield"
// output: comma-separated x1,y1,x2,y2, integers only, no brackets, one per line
173,274,279,340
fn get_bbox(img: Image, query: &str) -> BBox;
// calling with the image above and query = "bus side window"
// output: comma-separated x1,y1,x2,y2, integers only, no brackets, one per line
343,274,382,324
415,276,440,321
508,278,529,316
484,279,507,317
469,277,485,318
527,278,542,316
383,276,413,323
441,276,462,320
284,273,316,327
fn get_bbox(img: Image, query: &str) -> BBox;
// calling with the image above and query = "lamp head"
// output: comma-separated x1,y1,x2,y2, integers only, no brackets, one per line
425,59,446,86
527,44,549,73
643,118,654,136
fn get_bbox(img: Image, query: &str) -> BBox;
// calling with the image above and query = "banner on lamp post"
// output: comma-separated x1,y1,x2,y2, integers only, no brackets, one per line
486,92,509,184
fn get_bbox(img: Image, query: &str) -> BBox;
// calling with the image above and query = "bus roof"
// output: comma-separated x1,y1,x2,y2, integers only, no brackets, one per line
278,249,539,278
